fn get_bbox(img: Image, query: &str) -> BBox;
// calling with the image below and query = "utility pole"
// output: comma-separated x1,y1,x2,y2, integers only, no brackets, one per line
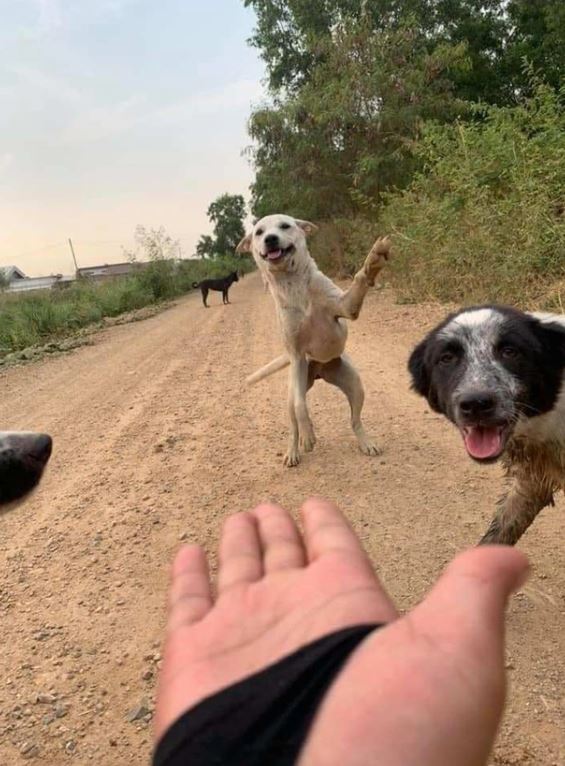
68,238,79,273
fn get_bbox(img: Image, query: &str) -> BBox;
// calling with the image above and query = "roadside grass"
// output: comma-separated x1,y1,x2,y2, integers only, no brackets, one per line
0,256,253,358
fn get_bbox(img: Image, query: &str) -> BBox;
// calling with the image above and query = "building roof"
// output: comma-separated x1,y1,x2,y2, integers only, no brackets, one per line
0,265,27,281
77,261,147,277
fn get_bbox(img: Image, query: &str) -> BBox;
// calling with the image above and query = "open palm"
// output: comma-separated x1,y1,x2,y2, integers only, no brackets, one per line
155,499,527,766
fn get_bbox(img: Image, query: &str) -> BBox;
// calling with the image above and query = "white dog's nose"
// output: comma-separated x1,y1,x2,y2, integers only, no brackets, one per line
264,234,279,248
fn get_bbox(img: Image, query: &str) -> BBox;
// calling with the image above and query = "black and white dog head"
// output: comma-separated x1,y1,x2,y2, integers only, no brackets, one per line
408,306,565,462
0,431,52,506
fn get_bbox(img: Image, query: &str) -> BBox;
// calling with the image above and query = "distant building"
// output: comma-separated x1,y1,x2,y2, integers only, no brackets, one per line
76,261,150,282
0,265,27,283
0,265,75,293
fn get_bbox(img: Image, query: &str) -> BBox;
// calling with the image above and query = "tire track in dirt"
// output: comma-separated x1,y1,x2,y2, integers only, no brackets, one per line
0,274,563,764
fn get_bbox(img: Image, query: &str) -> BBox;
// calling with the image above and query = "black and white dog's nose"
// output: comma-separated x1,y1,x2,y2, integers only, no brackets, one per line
0,431,53,506
264,234,279,249
459,393,497,417
27,434,53,466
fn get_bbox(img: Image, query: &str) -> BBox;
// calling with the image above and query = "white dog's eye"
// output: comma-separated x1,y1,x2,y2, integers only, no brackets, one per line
280,222,291,230
256,228,264,236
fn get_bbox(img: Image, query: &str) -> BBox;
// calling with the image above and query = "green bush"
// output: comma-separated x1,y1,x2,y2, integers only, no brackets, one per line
381,81,565,308
0,255,254,358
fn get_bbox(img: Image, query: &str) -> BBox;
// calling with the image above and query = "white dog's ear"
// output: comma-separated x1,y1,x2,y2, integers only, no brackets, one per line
295,220,319,236
236,233,252,253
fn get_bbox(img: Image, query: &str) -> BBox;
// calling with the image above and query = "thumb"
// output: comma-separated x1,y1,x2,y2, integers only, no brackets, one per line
410,546,529,655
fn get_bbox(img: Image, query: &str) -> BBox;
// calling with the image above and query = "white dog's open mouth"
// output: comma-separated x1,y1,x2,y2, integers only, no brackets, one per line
460,424,510,461
262,245,295,262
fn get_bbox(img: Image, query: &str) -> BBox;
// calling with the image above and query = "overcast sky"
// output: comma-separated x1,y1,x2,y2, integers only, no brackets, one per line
0,0,264,275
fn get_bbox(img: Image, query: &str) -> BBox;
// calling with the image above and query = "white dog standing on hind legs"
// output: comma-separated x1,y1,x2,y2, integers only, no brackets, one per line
237,213,391,467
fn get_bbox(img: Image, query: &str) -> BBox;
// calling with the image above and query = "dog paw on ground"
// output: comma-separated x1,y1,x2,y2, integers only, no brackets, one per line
364,236,391,286
358,440,382,456
299,430,317,453
284,449,301,467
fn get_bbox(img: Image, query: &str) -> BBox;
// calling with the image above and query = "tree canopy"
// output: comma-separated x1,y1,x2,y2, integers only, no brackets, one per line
244,0,564,219
196,194,247,257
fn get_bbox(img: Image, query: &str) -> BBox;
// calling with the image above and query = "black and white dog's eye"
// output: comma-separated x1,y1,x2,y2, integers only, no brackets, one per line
280,222,291,230
256,228,264,236
500,346,519,359
439,352,457,365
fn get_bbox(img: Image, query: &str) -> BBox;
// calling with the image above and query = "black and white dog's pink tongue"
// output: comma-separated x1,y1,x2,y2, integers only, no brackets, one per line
463,426,503,459
266,249,282,261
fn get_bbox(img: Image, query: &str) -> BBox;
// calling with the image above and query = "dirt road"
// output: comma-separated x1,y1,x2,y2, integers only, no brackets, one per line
1,273,563,765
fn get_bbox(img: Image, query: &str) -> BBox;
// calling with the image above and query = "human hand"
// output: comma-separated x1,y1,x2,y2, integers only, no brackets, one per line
155,498,528,766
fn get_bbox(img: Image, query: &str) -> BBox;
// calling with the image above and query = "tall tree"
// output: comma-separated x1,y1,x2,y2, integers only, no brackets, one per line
194,194,247,258
195,235,215,259
244,0,564,104
207,194,247,256
248,15,469,218
124,225,180,261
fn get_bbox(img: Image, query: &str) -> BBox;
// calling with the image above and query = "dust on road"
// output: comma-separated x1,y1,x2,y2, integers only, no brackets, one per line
1,274,563,764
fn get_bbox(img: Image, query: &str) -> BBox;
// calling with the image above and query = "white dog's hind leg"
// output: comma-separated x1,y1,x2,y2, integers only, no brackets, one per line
286,357,316,464
294,358,316,453
321,356,381,456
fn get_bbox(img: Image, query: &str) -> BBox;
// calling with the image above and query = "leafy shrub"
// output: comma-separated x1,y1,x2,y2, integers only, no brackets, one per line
381,80,565,308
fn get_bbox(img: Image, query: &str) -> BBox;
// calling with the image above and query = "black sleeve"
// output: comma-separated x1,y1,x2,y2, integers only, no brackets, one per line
153,623,380,766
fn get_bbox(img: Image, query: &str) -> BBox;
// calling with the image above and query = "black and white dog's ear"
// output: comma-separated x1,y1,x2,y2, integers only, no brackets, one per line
408,338,431,398
532,316,565,368
528,316,565,412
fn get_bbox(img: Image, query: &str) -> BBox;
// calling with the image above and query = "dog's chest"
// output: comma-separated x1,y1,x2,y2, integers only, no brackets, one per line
504,437,565,490
277,303,346,360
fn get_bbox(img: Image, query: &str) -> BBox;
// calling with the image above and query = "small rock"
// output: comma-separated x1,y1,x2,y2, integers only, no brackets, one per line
65,739,77,754
127,702,150,723
35,693,57,705
43,712,56,725
55,703,69,719
20,742,40,758
142,669,153,681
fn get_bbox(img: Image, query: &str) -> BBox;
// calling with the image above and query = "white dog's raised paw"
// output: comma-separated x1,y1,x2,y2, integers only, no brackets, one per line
364,237,391,285
284,450,301,467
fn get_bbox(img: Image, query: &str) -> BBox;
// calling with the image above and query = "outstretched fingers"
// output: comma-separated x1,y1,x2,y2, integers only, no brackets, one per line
250,502,306,572
167,545,213,632
217,512,263,594
301,497,372,562
301,497,397,621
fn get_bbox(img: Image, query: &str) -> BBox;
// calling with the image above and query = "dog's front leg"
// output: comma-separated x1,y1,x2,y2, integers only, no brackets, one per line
337,237,390,320
479,478,554,545
283,357,315,467
284,378,300,467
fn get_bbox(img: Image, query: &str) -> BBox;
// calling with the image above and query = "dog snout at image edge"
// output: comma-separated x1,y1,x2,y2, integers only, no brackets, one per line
0,431,53,507
237,213,390,467
408,306,565,545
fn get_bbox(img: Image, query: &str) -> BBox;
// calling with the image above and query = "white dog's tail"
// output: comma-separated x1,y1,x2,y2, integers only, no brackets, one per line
246,355,290,385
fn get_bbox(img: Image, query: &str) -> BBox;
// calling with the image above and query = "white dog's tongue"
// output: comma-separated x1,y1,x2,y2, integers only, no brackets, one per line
266,249,282,261
462,426,502,459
